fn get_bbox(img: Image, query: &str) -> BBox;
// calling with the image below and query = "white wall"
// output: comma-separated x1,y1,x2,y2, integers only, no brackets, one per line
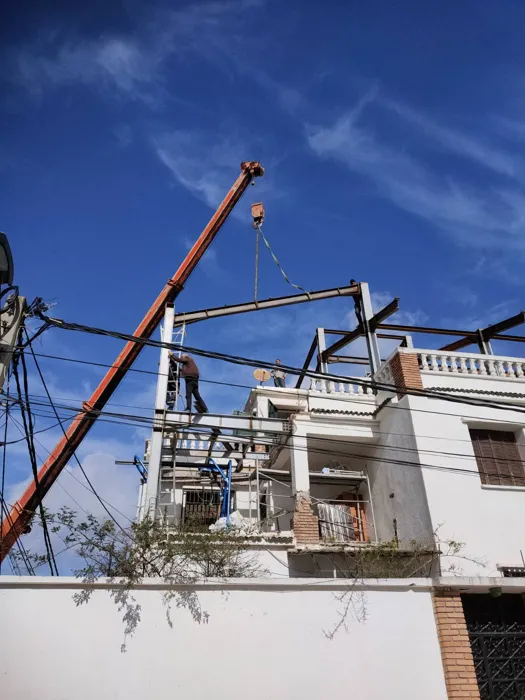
0,579,448,700
368,399,434,544
408,395,525,575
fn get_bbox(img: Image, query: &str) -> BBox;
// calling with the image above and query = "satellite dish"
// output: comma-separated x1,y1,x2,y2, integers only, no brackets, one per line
253,368,271,383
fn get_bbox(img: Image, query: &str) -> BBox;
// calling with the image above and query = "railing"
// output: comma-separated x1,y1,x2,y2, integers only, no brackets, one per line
308,377,373,395
417,351,525,380
374,363,393,386
316,497,370,543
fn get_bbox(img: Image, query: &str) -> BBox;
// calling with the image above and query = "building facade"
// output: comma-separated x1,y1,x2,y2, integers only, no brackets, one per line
134,300,525,699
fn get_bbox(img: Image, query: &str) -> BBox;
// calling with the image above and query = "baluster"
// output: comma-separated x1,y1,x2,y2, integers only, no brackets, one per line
337,382,345,393
357,383,364,395
479,359,487,376
449,356,458,373
430,354,439,371
494,360,504,376
486,359,496,376
510,362,518,378
459,357,468,374
518,363,525,378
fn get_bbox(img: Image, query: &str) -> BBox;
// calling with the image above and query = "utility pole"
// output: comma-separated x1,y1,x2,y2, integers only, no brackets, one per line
0,233,23,392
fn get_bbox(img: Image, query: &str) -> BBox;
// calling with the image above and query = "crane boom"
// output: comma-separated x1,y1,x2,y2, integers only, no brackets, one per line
0,161,264,562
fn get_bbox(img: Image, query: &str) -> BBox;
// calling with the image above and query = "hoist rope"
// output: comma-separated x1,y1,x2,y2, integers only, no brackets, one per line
255,224,310,297
254,225,260,301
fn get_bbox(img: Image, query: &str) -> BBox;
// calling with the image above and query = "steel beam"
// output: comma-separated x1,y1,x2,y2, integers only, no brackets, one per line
320,325,363,360
378,323,476,336
316,327,328,374
327,355,382,365
369,298,400,329
295,336,318,389
164,411,290,435
482,311,525,338
320,297,398,366
173,284,360,326
161,452,269,465
439,312,525,352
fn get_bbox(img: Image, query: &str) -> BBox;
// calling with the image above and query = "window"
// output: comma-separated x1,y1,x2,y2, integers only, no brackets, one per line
183,490,220,528
469,428,525,487
183,490,236,529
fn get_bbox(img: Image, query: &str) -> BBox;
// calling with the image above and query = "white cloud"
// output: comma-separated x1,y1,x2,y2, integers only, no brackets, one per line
370,291,428,326
305,97,525,251
383,98,520,178
8,1,266,107
13,35,163,106
440,299,516,332
153,130,273,219
154,131,244,208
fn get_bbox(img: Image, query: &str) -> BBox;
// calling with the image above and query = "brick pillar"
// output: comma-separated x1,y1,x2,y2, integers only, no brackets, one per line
432,590,480,700
389,350,423,398
292,493,319,545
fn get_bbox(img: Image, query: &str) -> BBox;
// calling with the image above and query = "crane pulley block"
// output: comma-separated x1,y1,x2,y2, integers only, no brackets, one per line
251,202,265,229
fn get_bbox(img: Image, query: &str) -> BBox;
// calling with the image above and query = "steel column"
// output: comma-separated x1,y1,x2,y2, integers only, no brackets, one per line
359,283,382,375
142,305,174,520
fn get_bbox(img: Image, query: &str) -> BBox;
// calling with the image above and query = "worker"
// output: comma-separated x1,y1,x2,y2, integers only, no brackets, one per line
271,359,286,388
168,353,209,413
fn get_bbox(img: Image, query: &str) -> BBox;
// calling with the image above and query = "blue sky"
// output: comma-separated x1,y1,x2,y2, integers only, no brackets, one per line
2,0,525,571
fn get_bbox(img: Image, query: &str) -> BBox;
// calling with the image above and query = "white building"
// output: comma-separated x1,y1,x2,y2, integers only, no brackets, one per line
4,287,525,699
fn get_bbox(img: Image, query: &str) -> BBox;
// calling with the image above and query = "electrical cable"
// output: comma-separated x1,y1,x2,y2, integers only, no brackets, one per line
0,368,10,575
23,332,133,533
35,310,525,416
0,497,35,575
18,348,60,575
8,411,134,523
6,350,525,440
11,351,58,575
24,349,255,391
9,385,525,480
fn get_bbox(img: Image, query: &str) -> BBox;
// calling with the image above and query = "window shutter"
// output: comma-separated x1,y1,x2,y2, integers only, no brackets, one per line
470,429,525,487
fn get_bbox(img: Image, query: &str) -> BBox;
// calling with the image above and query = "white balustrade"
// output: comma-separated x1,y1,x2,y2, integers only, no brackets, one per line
417,351,525,380
307,376,373,397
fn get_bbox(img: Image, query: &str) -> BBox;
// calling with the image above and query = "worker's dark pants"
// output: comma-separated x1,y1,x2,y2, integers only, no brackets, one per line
274,377,285,387
185,377,208,413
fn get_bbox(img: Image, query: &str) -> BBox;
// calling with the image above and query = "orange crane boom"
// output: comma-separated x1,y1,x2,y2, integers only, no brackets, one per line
0,161,264,562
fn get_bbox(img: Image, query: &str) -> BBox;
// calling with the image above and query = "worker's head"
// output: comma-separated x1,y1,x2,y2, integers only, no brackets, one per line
276,359,281,365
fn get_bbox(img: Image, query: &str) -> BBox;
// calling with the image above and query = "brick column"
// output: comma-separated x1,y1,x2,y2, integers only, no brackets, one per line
432,590,480,700
292,493,320,545
389,350,423,398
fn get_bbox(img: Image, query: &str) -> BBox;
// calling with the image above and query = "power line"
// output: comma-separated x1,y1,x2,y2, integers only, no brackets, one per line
14,345,525,432
8,385,525,477
0,497,35,575
11,351,58,575
36,310,525,416
24,349,255,391
0,368,10,575
24,334,133,534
